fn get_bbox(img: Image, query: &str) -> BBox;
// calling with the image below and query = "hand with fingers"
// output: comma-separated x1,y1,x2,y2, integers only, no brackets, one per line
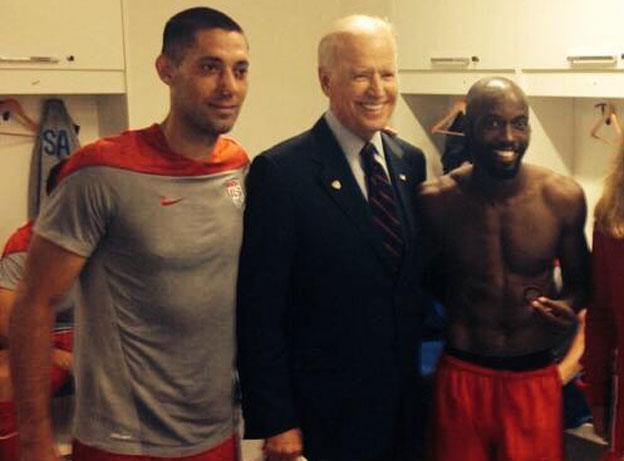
263,428,303,461
531,296,578,331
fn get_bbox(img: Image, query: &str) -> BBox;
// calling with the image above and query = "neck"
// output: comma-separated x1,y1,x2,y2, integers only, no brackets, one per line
471,163,527,202
326,110,376,143
160,115,218,161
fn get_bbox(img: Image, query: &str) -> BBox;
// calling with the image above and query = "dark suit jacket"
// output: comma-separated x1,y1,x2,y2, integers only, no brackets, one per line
237,117,427,460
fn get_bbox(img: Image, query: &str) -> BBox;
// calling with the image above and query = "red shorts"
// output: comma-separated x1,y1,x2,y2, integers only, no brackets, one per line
72,436,238,461
601,453,623,461
430,353,564,461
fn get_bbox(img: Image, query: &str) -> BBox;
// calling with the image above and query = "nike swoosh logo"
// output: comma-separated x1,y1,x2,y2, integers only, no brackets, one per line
159,196,184,206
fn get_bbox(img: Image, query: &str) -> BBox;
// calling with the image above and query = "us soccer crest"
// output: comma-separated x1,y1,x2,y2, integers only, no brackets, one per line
225,178,245,209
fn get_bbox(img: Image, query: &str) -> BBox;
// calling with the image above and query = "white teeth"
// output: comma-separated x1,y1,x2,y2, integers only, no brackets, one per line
361,103,383,111
495,150,516,162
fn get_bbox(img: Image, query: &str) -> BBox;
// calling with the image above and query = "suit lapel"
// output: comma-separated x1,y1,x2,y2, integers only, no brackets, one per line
310,118,389,264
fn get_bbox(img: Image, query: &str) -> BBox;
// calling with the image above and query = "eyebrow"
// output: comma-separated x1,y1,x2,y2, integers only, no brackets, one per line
483,111,528,118
197,56,224,63
196,56,249,66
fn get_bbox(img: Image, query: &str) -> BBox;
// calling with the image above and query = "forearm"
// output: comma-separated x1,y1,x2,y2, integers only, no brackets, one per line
559,236,590,313
8,292,56,445
557,309,586,384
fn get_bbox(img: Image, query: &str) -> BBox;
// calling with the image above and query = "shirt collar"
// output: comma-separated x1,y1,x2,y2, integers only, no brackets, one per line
324,111,385,161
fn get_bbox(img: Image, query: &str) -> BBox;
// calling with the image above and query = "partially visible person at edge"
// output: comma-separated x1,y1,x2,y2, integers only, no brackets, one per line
237,14,427,461
0,162,73,461
418,76,590,461
584,141,624,461
8,7,249,461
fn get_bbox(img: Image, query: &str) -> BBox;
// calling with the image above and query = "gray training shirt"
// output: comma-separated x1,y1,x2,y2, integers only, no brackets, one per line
35,125,249,456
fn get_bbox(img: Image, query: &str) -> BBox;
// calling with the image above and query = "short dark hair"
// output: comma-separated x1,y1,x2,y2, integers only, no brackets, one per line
162,7,244,65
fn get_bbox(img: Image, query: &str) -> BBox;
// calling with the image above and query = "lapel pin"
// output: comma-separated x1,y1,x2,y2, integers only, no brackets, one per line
331,180,342,190
399,174,407,181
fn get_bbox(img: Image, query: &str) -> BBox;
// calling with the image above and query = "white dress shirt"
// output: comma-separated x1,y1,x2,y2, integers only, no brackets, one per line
324,111,391,200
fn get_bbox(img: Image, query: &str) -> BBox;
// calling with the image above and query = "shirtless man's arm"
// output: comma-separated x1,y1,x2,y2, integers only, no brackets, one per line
532,175,590,330
418,175,454,303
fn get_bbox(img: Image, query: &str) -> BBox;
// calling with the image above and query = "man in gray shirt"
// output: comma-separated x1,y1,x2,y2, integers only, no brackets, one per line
9,7,250,461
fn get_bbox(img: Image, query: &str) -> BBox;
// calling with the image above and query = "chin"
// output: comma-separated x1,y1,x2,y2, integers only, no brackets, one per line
217,123,235,134
497,171,519,180
476,150,525,180
360,123,387,137
205,120,236,136
476,159,520,180
492,165,521,180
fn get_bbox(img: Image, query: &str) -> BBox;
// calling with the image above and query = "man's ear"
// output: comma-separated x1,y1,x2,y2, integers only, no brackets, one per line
318,67,331,97
156,54,175,85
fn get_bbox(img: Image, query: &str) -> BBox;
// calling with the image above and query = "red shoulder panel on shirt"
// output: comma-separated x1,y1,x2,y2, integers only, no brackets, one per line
58,124,249,181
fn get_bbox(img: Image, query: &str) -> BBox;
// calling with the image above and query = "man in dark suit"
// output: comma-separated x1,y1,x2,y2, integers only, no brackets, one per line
237,15,427,461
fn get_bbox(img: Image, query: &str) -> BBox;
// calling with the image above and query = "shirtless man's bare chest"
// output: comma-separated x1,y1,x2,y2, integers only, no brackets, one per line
420,165,587,356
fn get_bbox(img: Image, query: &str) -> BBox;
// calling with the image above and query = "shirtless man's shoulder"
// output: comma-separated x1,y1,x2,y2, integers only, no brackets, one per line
418,164,471,215
526,164,586,223
421,164,470,193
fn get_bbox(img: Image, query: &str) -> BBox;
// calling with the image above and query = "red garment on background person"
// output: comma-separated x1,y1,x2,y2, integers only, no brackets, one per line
0,330,72,461
0,222,33,258
0,222,74,461
583,230,624,458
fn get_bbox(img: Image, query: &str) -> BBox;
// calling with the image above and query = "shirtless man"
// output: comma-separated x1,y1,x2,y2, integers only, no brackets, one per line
418,76,590,461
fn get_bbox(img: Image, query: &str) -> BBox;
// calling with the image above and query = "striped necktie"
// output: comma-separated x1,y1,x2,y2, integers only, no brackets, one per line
360,142,404,272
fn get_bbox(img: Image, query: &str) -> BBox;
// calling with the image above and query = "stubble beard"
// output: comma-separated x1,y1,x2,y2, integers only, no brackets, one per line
188,109,238,140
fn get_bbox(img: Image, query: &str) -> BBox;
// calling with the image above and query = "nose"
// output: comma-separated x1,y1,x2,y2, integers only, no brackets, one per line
218,68,237,95
367,73,384,96
501,123,515,143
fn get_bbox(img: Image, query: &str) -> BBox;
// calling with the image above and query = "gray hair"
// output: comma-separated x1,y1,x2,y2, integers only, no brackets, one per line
318,15,396,70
